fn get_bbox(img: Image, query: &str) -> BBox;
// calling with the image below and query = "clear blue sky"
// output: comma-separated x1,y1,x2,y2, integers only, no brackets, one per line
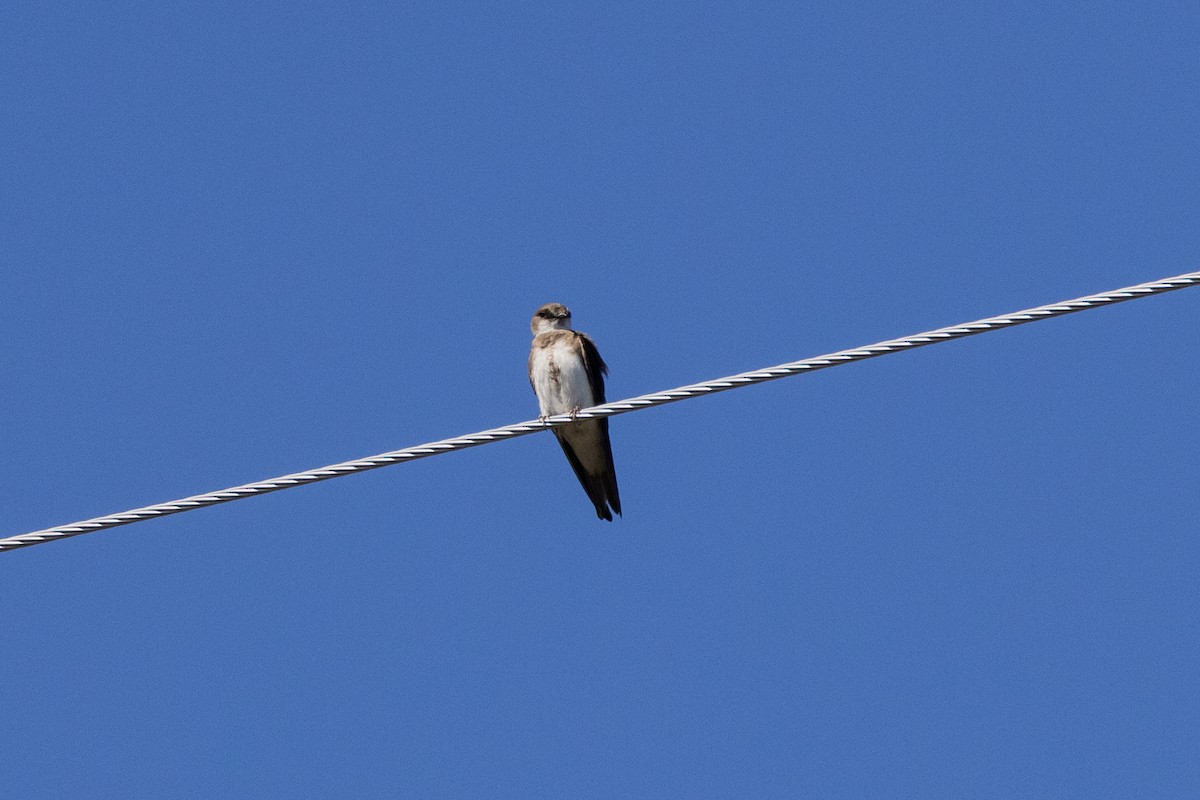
3,2,1198,796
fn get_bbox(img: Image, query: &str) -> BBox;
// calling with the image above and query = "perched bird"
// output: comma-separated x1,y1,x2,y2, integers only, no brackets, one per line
528,303,622,521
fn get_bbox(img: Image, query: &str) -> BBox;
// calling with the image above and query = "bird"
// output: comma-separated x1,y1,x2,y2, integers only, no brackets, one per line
528,303,622,521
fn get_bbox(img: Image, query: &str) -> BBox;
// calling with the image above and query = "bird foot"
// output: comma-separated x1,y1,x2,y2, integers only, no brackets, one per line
538,414,550,426
569,406,582,420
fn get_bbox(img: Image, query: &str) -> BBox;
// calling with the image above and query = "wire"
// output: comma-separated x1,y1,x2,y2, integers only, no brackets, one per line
3,270,1198,553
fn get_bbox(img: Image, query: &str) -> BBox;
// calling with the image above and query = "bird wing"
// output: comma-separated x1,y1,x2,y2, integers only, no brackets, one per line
574,332,621,517
576,332,609,403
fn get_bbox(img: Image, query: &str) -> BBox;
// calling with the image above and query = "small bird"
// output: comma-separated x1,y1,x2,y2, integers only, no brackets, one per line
528,303,622,521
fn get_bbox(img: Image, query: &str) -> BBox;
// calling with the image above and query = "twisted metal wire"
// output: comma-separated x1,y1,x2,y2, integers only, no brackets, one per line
3,270,1198,553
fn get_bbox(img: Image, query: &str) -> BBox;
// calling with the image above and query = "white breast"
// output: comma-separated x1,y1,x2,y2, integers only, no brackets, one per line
531,337,595,417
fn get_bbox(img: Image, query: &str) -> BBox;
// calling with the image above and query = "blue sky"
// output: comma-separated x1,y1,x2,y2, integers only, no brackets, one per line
3,2,1199,796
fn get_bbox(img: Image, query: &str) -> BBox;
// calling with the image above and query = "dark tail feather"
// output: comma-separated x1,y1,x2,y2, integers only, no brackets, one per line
555,430,620,522
599,419,621,519
603,477,621,518
591,486,614,521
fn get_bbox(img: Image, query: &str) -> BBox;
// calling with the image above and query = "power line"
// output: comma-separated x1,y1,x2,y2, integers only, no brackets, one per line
3,270,1198,554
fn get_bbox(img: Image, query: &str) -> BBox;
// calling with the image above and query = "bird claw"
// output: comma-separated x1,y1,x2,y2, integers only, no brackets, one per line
537,408,580,426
